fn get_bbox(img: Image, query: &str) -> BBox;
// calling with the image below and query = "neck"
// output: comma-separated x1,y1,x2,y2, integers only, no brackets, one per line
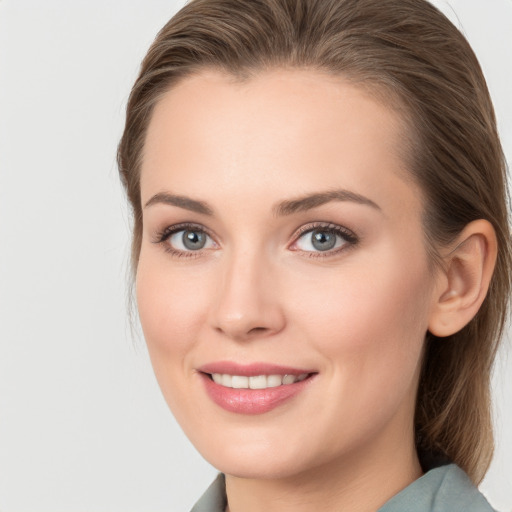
224,423,422,512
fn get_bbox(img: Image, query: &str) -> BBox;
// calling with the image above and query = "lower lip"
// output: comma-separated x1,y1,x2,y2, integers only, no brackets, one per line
200,373,314,414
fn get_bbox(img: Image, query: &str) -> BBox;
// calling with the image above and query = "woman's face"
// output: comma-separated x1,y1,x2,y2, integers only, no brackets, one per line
137,69,440,479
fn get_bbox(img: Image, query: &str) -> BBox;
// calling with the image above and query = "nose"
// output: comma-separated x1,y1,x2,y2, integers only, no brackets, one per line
209,250,286,341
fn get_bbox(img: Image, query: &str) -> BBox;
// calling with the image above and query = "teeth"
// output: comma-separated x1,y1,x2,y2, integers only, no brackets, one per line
282,374,296,385
267,374,282,388
231,376,249,389
249,375,267,389
210,373,309,389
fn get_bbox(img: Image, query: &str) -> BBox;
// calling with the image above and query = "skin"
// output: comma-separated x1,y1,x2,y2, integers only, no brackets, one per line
136,68,479,512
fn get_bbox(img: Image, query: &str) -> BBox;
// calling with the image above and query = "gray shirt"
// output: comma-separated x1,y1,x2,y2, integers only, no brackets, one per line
191,464,496,512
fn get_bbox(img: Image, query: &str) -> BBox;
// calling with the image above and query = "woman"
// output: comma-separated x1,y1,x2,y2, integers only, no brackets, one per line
117,0,511,510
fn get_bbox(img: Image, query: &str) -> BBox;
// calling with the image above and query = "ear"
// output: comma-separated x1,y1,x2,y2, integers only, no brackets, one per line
428,219,497,337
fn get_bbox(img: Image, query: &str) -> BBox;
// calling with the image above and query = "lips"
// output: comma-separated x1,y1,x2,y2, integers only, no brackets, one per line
197,362,316,414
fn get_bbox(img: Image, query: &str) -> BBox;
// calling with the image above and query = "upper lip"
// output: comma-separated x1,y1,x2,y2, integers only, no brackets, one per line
197,361,316,376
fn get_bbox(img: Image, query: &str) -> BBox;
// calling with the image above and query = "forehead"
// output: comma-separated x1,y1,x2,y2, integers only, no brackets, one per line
143,68,407,160
141,68,420,219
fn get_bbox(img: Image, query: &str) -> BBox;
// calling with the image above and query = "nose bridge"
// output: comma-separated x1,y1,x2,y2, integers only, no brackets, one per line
210,242,284,340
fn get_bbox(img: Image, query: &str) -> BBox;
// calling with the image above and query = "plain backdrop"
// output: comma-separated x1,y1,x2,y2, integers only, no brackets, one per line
0,1,511,511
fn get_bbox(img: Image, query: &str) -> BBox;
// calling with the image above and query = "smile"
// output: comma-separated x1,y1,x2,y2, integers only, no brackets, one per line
198,363,316,414
210,373,309,389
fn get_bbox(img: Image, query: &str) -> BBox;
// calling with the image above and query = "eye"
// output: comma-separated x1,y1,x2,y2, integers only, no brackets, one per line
154,223,217,255
169,229,213,251
292,224,358,255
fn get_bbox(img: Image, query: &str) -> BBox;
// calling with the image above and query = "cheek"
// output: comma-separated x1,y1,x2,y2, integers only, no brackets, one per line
291,247,433,378
135,253,217,420
136,254,210,360
287,252,432,447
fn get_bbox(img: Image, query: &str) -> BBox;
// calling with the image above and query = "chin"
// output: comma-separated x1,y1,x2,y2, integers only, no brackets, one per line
207,454,306,480
191,429,319,480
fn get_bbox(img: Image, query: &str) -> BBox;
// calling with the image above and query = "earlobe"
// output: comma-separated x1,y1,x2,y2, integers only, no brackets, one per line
428,220,497,337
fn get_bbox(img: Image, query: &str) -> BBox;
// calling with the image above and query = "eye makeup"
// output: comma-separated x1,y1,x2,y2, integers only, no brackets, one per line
152,222,218,258
289,222,359,258
150,219,359,260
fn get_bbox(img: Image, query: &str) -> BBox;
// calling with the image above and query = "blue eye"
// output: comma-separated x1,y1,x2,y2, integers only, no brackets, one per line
156,224,217,255
294,225,357,254
170,229,210,251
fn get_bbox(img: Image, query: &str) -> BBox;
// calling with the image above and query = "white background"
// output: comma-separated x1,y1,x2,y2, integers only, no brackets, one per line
0,1,510,511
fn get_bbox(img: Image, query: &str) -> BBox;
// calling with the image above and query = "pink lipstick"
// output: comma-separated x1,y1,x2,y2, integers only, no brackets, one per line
197,362,316,414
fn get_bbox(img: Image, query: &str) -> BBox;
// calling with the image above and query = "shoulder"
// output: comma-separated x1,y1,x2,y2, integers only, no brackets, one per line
378,464,497,512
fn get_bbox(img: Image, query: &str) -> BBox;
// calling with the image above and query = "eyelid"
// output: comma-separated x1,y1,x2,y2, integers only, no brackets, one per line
289,222,359,256
153,222,212,243
152,222,218,257
151,220,358,258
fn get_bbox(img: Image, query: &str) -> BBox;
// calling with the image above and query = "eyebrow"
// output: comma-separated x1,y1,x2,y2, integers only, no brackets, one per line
144,192,214,215
273,189,381,216
143,189,380,216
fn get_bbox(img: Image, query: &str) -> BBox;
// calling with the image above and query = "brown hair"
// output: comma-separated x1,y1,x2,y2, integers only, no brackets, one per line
117,0,511,483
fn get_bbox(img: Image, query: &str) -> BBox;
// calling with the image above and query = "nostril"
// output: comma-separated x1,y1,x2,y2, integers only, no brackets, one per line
248,326,268,335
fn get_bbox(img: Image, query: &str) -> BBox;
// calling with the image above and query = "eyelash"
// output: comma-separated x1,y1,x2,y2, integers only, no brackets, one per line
152,222,216,259
289,222,359,258
152,222,359,259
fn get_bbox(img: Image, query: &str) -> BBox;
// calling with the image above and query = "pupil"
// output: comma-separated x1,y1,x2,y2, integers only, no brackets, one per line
183,230,206,250
312,230,336,251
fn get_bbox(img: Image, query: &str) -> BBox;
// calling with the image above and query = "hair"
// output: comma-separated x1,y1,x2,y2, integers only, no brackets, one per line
117,0,511,484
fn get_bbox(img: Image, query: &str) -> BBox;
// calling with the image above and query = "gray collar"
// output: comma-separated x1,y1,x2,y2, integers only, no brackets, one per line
191,473,227,512
191,464,495,512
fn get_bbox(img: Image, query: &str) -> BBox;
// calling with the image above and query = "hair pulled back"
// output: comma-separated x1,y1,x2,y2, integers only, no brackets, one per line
118,0,511,483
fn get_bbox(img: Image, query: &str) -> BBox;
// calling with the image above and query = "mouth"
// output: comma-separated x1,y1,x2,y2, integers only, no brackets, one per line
207,372,310,389
197,363,317,414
